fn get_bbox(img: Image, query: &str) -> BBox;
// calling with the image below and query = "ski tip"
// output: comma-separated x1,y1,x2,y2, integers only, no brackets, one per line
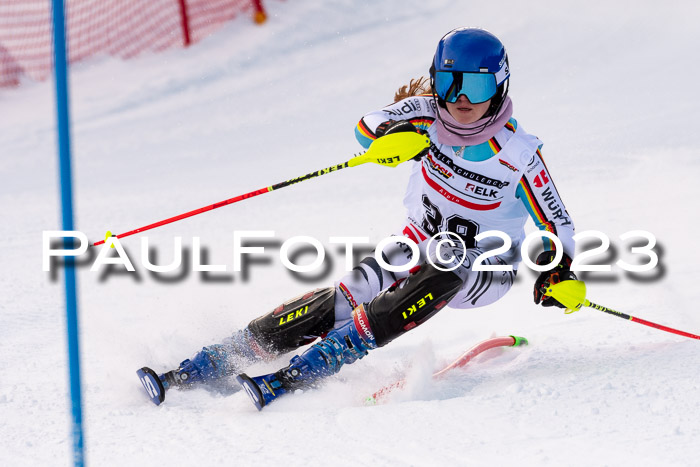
136,367,165,406
509,335,529,347
236,374,266,411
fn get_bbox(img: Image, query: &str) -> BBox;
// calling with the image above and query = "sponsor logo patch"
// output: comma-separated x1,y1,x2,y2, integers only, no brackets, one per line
353,305,375,342
465,183,498,198
278,305,309,326
541,186,572,226
498,159,518,172
426,153,453,179
431,148,510,189
383,99,421,117
533,169,550,188
402,293,434,320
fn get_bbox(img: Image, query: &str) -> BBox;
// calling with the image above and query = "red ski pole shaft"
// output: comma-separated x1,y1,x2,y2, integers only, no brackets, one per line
545,282,700,341
92,162,349,247
587,301,700,340
92,132,430,247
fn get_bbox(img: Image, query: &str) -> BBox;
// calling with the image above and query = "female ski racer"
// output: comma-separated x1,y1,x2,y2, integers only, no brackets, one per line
137,28,579,408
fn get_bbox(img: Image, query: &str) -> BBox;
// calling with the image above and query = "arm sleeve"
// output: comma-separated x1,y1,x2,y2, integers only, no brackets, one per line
515,147,576,258
354,96,436,149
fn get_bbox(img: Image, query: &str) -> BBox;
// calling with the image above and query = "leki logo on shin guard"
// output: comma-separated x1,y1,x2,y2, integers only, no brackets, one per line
278,305,309,326
402,293,434,320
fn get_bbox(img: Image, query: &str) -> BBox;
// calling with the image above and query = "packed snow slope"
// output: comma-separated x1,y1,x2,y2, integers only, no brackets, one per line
2,0,700,465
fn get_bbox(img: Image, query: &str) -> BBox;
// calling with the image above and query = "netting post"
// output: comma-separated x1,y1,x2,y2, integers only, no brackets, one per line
178,0,192,46
252,0,267,24
51,0,85,465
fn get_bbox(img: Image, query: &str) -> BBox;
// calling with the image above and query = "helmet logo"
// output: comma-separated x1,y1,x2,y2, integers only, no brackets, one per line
443,59,454,68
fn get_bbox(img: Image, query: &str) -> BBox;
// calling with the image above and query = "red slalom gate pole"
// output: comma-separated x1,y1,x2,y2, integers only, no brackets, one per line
177,0,191,46
252,0,267,23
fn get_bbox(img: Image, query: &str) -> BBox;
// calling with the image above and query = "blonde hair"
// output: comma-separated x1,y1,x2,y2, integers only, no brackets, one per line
394,76,432,103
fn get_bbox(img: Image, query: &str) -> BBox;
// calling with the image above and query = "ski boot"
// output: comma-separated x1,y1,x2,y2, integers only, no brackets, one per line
137,343,231,405
138,287,340,406
137,327,266,405
237,304,376,410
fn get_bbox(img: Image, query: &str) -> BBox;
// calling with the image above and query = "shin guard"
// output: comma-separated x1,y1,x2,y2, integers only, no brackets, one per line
247,287,336,354
366,263,463,347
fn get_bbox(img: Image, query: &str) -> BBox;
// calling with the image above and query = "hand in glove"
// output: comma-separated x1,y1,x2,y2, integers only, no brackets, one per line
375,119,429,160
533,251,577,309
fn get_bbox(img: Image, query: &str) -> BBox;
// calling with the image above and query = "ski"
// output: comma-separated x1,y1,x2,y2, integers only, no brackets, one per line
365,335,528,405
236,373,289,411
136,367,166,406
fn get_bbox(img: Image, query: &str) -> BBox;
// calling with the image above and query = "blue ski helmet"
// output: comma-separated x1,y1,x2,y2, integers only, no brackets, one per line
430,28,509,108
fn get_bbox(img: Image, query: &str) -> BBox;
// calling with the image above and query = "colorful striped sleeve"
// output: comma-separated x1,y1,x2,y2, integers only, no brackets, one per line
515,148,575,256
354,116,435,149
355,117,376,149
354,96,436,149
409,117,434,133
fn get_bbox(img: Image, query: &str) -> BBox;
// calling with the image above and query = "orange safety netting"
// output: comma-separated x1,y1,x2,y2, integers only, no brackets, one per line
0,0,263,87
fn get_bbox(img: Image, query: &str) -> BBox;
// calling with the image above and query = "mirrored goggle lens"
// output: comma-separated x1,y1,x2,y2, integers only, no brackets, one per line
434,71,497,104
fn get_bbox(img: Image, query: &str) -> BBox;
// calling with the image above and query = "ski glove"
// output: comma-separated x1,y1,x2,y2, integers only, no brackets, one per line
533,251,577,309
375,119,430,160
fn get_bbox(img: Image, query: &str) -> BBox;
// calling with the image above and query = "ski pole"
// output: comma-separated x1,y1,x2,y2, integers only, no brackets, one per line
92,132,430,246
546,280,700,340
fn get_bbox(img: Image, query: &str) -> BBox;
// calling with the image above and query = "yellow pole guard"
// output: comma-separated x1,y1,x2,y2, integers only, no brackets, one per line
348,132,431,168
546,280,590,314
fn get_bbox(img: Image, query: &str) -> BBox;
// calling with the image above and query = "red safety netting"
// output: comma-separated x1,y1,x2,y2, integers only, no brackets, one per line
0,0,262,87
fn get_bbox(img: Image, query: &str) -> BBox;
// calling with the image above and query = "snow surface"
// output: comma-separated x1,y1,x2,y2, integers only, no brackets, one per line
2,0,700,465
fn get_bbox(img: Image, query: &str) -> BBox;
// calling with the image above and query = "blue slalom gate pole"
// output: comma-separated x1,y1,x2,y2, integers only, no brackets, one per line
51,0,85,465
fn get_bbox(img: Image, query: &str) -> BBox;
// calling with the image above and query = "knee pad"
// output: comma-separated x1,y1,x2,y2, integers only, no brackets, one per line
247,287,336,354
365,264,463,347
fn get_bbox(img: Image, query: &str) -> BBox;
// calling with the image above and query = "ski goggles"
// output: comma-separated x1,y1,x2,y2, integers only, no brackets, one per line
434,71,499,104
